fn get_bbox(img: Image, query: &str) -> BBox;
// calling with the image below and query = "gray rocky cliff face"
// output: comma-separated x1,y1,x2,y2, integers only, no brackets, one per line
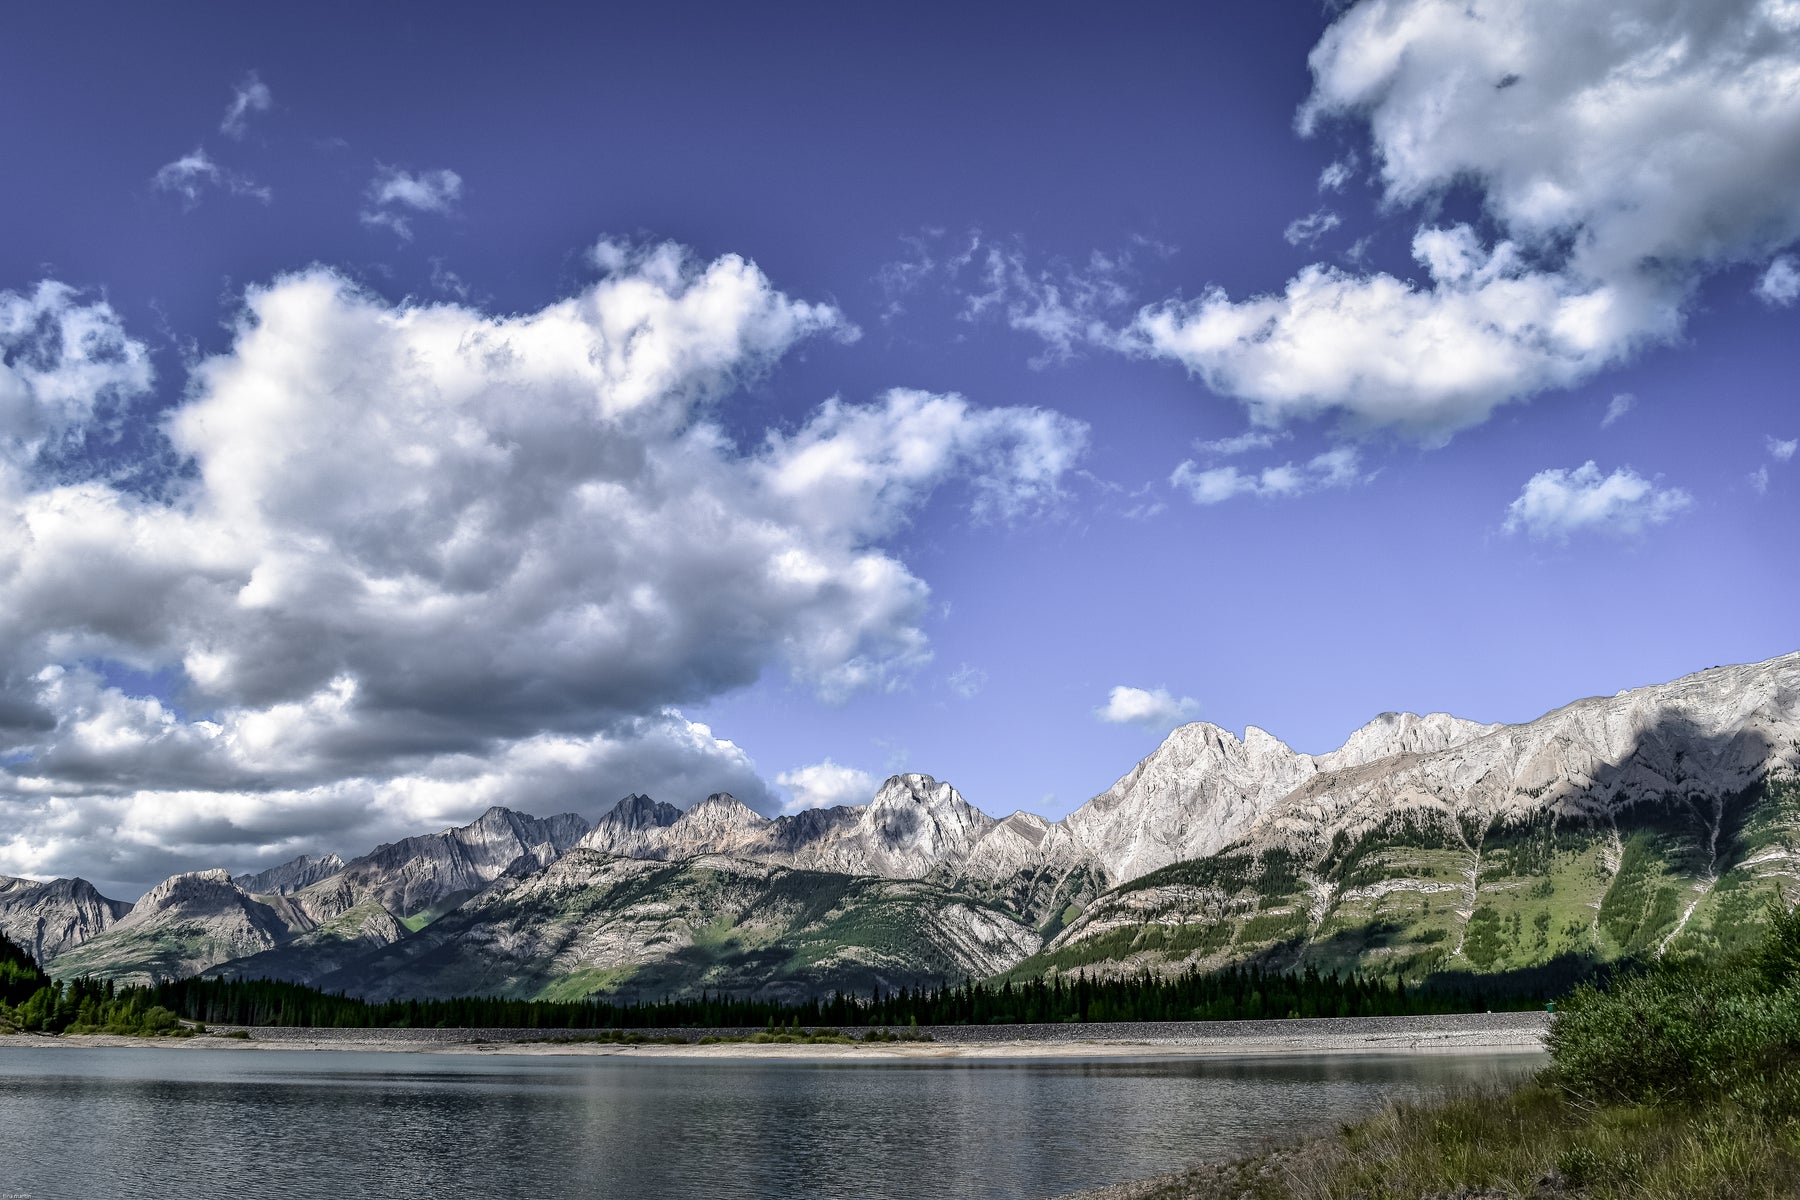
48,869,314,983
577,794,682,857
296,805,590,924
1247,653,1800,855
326,847,1042,1003
0,876,131,965
1061,723,1317,884
1054,655,1797,885
233,853,346,896
567,777,1013,882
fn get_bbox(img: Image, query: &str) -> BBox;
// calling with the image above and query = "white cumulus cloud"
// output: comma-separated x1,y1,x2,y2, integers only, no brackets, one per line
1503,461,1693,541
1134,0,1800,438
774,759,878,814
0,282,154,463
0,242,1087,890
1096,686,1200,730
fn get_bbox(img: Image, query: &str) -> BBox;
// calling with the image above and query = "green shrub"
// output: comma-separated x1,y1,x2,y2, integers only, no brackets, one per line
1546,900,1800,1115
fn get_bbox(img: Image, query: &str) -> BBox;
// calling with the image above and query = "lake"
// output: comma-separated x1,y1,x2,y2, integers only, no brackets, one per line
0,1045,1538,1199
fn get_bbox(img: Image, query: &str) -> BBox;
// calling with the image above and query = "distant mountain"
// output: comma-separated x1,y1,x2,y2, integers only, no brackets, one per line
49,870,315,985
292,806,590,928
321,849,1038,1004
1017,654,1800,984
0,876,131,966
12,651,1794,1000
233,854,345,896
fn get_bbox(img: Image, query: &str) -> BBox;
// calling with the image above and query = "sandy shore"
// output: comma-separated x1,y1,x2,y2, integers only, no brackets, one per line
3,1012,1549,1061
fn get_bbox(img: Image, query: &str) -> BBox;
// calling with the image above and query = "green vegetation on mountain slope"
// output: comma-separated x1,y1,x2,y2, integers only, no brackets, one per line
1009,777,1799,989
313,850,1040,1004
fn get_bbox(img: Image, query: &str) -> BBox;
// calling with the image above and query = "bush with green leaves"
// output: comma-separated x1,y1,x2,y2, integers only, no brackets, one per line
1546,899,1800,1115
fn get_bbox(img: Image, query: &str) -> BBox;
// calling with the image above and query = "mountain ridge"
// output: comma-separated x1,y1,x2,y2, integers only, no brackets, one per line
5,650,1793,998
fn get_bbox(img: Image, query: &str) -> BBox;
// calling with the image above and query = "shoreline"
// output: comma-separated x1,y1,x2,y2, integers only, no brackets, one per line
1,1011,1550,1061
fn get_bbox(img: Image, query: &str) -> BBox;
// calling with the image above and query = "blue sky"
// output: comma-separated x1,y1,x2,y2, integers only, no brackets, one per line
2,1,1795,894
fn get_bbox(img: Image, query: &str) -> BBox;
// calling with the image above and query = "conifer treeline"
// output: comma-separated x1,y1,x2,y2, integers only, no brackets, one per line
2,926,1542,1034
127,962,1539,1031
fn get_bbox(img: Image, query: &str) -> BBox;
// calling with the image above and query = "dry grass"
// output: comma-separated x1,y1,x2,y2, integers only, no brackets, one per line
1060,1085,1800,1200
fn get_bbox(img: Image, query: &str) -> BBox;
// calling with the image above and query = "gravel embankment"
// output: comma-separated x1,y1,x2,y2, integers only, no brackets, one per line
26,1010,1550,1058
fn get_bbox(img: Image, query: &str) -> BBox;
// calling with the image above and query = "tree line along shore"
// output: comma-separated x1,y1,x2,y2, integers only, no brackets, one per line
1,933,1545,1035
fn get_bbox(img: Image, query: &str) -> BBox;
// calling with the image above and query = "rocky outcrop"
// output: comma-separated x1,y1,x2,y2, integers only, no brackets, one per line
0,876,131,965
570,776,1005,880
1023,654,1800,984
49,869,314,984
322,848,1041,1003
233,853,345,896
211,902,407,985
577,794,681,857
1250,653,1800,855
295,806,590,924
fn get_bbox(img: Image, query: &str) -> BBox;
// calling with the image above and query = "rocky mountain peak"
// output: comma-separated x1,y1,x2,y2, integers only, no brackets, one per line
234,853,346,896
134,868,237,911
1318,711,1498,773
677,792,768,830
578,793,684,857
292,805,591,927
0,875,131,965
607,793,681,828
858,774,996,876
1062,719,1316,882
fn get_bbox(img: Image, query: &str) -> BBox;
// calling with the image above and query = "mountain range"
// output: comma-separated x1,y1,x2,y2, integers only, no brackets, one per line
3,652,1795,1000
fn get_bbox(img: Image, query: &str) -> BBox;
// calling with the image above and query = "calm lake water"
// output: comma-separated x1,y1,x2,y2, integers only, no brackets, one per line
0,1046,1538,1199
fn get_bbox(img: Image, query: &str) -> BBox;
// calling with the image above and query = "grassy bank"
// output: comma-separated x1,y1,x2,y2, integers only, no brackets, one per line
1084,903,1800,1200
1095,1083,1797,1200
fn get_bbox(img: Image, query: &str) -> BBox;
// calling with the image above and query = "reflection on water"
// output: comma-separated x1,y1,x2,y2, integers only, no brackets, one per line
0,1046,1539,1200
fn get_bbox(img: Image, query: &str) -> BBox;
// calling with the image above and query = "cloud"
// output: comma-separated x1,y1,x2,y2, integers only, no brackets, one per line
0,695,772,896
1502,462,1693,541
1170,445,1364,504
1096,685,1199,730
773,759,878,814
1134,0,1800,439
1318,156,1357,192
361,166,463,240
1283,209,1342,247
946,663,987,699
0,282,154,463
1193,429,1287,457
1758,257,1800,306
757,387,1087,529
1756,435,1797,493
220,72,272,139
152,148,270,208
1135,225,1677,441
1601,393,1635,429
876,231,1148,366
0,243,1087,890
